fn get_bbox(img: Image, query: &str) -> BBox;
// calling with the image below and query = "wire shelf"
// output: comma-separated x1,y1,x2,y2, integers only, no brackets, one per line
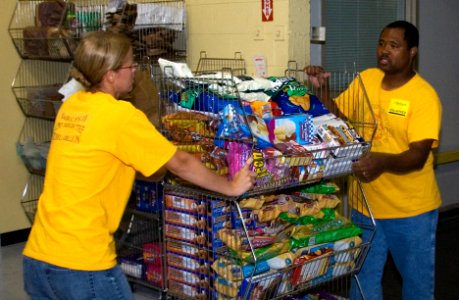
20,174,44,224
16,117,54,175
8,0,76,60
162,176,375,300
195,51,247,77
12,60,71,119
115,197,165,290
9,0,186,61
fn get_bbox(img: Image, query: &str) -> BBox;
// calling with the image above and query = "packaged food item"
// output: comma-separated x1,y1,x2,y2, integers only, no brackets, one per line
212,257,270,281
248,100,282,118
267,114,314,145
36,0,67,27
214,276,240,298
266,251,296,269
23,26,63,58
273,86,330,117
246,115,273,149
291,247,332,286
298,181,340,195
162,111,217,141
290,222,363,249
238,271,283,300
217,103,251,140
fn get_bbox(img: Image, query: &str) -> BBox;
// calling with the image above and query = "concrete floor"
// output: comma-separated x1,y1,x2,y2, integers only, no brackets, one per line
2,206,458,300
0,242,160,300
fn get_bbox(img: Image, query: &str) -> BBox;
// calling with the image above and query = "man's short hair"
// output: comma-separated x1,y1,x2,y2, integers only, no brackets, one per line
384,20,419,49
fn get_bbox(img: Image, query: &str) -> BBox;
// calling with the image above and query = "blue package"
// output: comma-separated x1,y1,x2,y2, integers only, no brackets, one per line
242,260,270,278
194,92,239,114
216,104,251,140
274,92,329,117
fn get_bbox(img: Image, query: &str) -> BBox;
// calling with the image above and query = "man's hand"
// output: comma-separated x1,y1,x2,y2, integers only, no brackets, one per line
352,139,434,182
352,152,386,182
304,66,331,89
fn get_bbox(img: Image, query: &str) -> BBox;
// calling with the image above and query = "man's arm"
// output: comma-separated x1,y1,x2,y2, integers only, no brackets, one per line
303,66,346,119
165,149,255,196
352,139,434,182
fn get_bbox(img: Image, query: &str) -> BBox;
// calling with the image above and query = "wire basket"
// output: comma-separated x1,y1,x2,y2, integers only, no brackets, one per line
8,0,76,60
12,60,71,119
16,117,54,175
285,61,376,145
9,0,187,61
195,51,247,77
158,71,376,194
129,0,187,61
115,197,165,290
20,174,44,224
162,176,375,300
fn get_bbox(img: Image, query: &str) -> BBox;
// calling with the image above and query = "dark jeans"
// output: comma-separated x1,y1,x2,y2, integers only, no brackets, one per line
23,256,134,300
351,209,438,300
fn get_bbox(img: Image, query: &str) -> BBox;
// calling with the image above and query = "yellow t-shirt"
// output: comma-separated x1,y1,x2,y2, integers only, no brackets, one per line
23,91,176,270
339,68,442,218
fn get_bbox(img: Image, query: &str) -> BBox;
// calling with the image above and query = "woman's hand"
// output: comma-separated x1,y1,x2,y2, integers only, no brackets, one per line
228,158,256,196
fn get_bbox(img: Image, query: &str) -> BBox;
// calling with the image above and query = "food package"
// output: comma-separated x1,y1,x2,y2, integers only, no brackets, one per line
267,114,314,145
35,0,67,27
23,26,62,58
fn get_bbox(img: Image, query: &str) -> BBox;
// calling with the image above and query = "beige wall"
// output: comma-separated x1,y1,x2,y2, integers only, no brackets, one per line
0,0,311,234
0,0,30,234
186,0,310,76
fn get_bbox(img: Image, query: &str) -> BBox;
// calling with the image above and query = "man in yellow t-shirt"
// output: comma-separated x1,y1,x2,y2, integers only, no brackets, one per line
305,21,442,300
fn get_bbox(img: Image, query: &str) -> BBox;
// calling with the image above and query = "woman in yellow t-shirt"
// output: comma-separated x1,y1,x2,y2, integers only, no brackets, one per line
23,31,255,300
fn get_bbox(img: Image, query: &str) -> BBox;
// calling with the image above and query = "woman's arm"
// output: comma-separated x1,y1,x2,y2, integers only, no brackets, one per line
165,150,255,196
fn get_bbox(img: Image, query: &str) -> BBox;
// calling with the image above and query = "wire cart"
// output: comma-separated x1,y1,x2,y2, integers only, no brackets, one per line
115,178,167,297
154,54,377,299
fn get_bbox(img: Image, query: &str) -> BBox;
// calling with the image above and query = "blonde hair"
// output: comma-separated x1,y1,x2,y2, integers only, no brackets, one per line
70,31,132,90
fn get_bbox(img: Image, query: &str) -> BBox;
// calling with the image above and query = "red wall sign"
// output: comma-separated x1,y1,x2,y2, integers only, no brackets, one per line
262,0,273,22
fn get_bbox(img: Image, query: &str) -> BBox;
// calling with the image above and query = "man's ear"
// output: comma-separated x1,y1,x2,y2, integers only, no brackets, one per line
410,47,418,58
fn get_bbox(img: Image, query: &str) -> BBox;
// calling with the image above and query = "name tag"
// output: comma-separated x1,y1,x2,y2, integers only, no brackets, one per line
388,98,410,117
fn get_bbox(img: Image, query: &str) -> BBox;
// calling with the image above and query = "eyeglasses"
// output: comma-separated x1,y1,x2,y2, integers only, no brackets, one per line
117,63,139,71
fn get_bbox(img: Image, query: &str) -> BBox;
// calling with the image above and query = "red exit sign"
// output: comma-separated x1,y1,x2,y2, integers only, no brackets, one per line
262,0,273,22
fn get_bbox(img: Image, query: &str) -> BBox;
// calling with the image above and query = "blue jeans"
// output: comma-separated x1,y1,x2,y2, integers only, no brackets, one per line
23,256,134,300
350,209,438,300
